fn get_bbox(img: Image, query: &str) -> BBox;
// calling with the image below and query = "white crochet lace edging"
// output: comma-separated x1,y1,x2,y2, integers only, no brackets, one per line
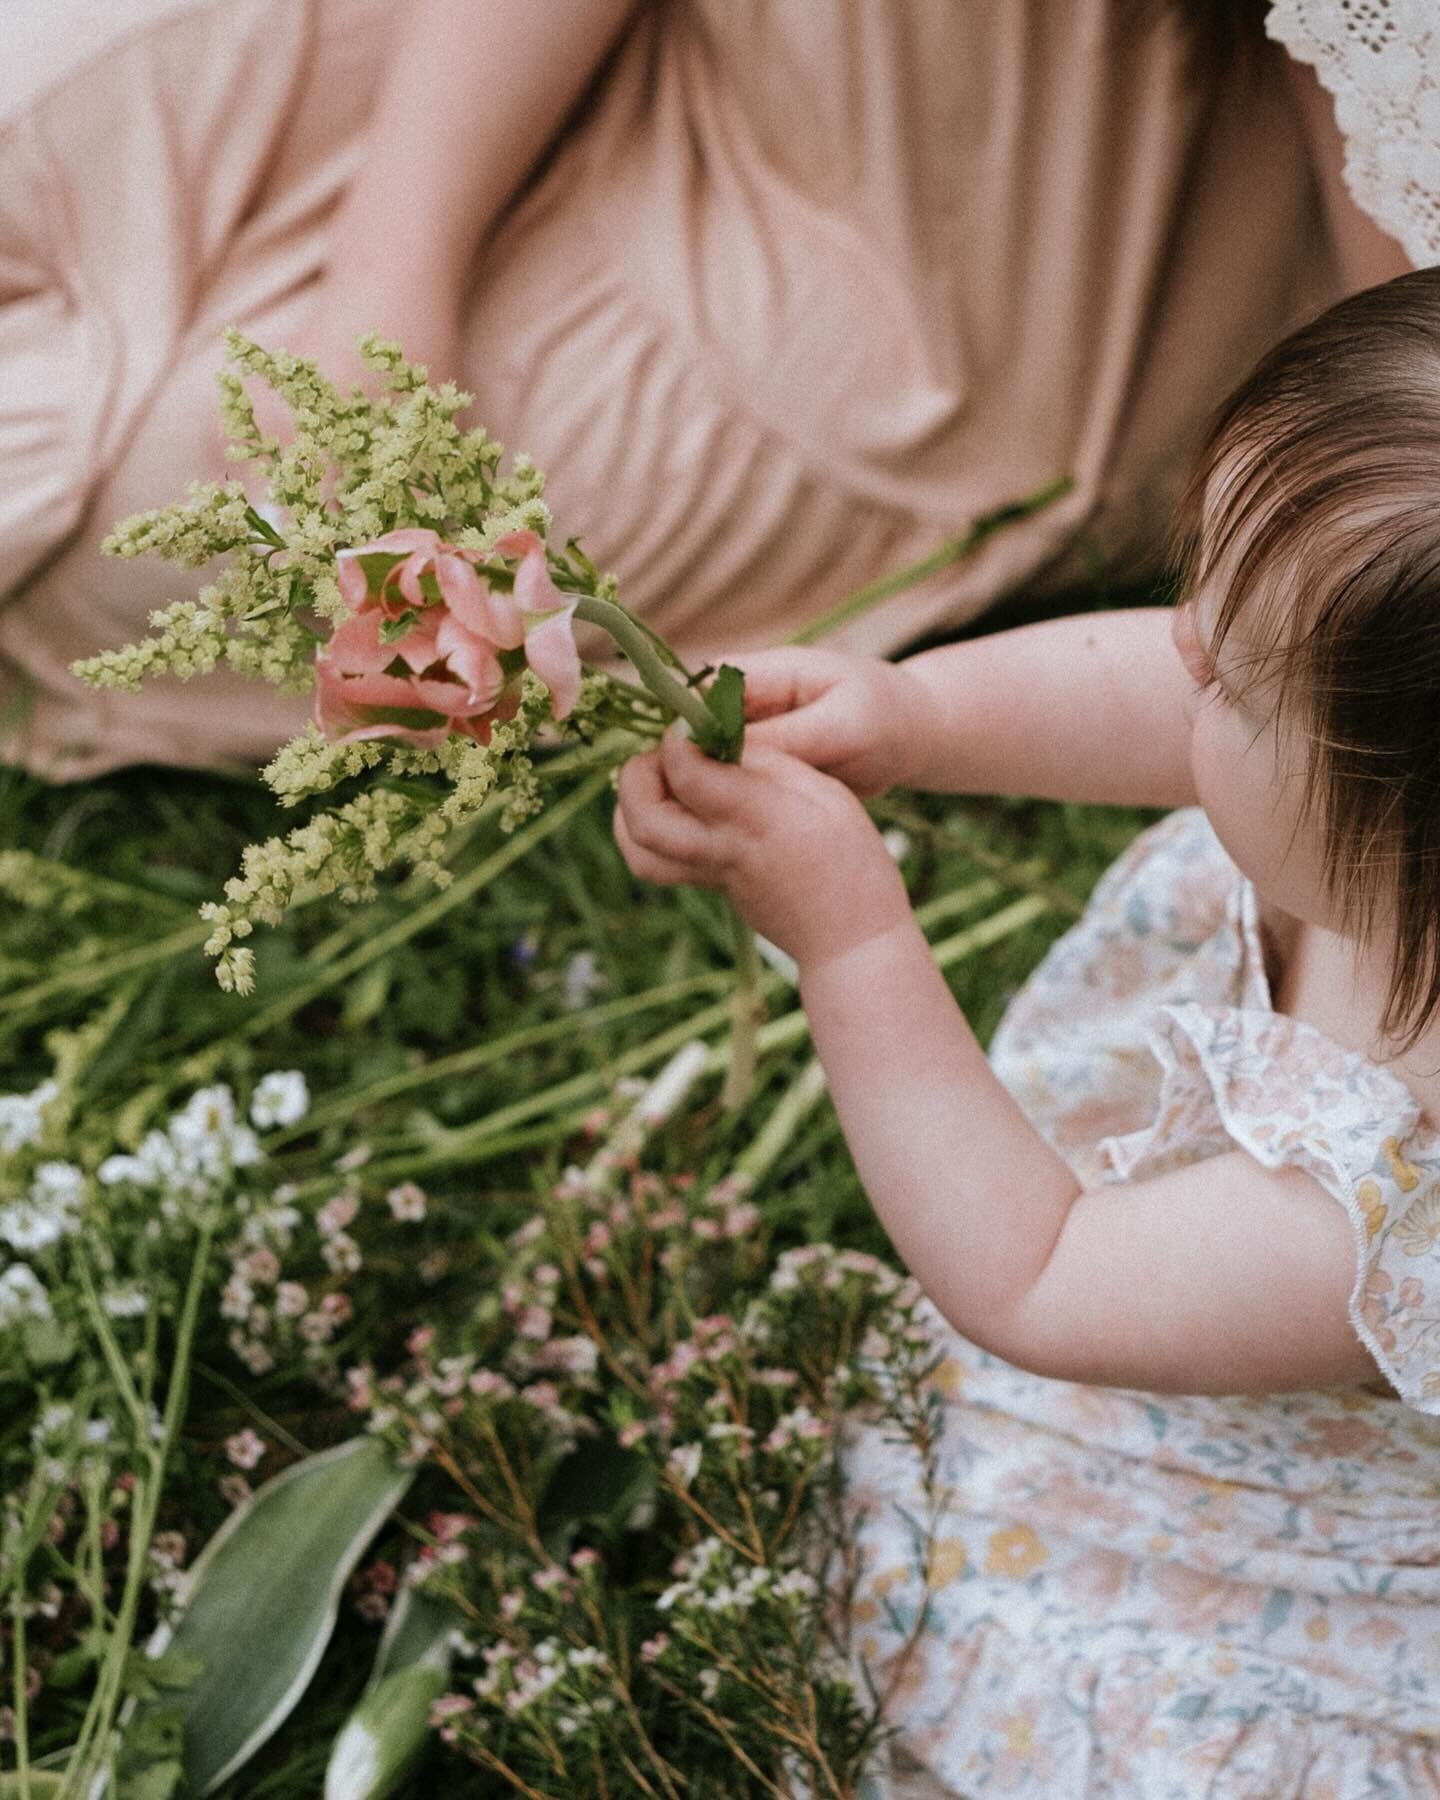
1267,0,1440,267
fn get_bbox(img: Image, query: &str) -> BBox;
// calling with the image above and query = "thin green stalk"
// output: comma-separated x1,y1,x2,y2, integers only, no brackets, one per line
66,1219,216,1798
12,1582,31,1797
268,971,728,1147
1,922,211,1021
72,1251,148,1435
735,1058,828,1186
720,908,764,1113
872,799,1086,917
787,475,1073,646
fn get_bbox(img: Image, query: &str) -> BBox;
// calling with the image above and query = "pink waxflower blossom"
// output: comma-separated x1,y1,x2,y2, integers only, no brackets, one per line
316,1193,358,1238
317,527,581,747
224,1428,266,1471
386,1181,427,1222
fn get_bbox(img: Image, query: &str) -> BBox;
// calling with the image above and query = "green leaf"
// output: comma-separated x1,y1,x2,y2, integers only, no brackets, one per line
323,1664,449,1800
0,1777,67,1797
19,1316,77,1369
137,1436,413,1796
378,613,418,646
325,1580,459,1799
701,664,745,764
539,1438,653,1544
117,1761,185,1800
369,1584,458,1689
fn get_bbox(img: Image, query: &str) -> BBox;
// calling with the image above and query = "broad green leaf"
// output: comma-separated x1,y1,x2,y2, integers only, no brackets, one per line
323,1665,449,1800
369,1584,457,1689
325,1581,458,1799
0,1777,66,1797
143,1436,413,1795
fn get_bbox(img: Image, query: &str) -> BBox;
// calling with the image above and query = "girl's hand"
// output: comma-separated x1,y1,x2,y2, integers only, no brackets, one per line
732,648,943,796
614,734,912,970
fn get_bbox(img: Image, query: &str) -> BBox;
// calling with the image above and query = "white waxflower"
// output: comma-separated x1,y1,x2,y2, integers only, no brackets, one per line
98,1154,150,1188
249,1070,309,1130
0,1201,64,1253
101,1286,149,1319
0,1080,58,1153
31,1162,84,1211
0,1263,52,1328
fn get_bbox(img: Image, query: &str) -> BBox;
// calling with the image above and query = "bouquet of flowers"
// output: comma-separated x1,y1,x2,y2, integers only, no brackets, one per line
74,331,1065,1107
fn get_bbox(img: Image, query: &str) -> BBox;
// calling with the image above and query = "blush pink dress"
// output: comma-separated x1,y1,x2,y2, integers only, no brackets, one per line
0,0,1340,777
846,809,1440,1798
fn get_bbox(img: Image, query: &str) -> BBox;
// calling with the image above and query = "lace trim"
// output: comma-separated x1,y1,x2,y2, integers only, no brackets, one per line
1267,0,1440,266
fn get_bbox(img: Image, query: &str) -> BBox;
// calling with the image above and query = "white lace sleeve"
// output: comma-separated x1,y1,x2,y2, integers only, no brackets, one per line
1267,1,1440,267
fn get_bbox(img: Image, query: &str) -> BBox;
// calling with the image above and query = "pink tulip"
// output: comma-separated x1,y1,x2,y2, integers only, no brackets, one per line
495,529,583,721
317,527,583,746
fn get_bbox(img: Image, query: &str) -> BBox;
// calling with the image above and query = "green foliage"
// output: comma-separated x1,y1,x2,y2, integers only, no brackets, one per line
0,725,1153,1795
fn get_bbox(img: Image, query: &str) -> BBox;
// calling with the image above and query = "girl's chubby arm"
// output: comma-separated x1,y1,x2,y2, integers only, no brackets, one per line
734,607,1199,809
615,735,1380,1397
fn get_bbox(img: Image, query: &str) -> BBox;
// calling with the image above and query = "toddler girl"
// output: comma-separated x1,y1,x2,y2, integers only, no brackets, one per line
615,268,1440,1796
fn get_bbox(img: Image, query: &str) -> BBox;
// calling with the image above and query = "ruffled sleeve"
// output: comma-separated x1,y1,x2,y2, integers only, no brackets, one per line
1100,1000,1440,1412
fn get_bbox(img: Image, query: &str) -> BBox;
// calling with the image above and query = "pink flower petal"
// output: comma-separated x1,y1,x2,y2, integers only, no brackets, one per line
435,555,525,651
323,611,394,675
335,551,372,612
524,605,582,719
493,529,544,560
364,528,445,556
396,551,433,609
513,549,568,615
435,614,506,708
390,613,444,674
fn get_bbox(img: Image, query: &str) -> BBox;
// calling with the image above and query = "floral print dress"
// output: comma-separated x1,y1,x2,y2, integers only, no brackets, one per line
844,809,1440,1799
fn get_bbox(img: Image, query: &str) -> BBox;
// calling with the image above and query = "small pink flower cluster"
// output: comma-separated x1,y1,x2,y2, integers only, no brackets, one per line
316,528,582,747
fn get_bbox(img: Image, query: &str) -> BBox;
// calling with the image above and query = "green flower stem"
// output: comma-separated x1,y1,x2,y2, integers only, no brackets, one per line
268,971,729,1148
735,1057,829,1187
1,922,212,1024
786,474,1073,646
720,904,764,1113
572,597,714,744
12,1582,31,1797
67,1218,216,1799
872,799,1086,918
572,595,764,1114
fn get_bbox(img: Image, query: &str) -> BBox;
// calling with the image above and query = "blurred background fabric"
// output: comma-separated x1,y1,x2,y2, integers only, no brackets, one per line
1,0,1343,777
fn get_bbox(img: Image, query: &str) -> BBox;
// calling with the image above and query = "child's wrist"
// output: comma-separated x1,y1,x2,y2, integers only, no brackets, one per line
888,657,956,792
794,907,928,994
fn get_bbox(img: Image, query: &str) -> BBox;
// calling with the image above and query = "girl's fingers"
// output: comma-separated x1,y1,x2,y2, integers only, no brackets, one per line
657,732,752,820
617,753,728,868
614,809,711,889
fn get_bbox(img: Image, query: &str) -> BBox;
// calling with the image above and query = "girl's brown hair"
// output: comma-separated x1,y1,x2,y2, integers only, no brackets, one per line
1176,268,1440,1053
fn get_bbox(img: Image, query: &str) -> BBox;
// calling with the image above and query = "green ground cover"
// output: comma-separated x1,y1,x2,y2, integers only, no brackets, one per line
0,588,1161,1796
